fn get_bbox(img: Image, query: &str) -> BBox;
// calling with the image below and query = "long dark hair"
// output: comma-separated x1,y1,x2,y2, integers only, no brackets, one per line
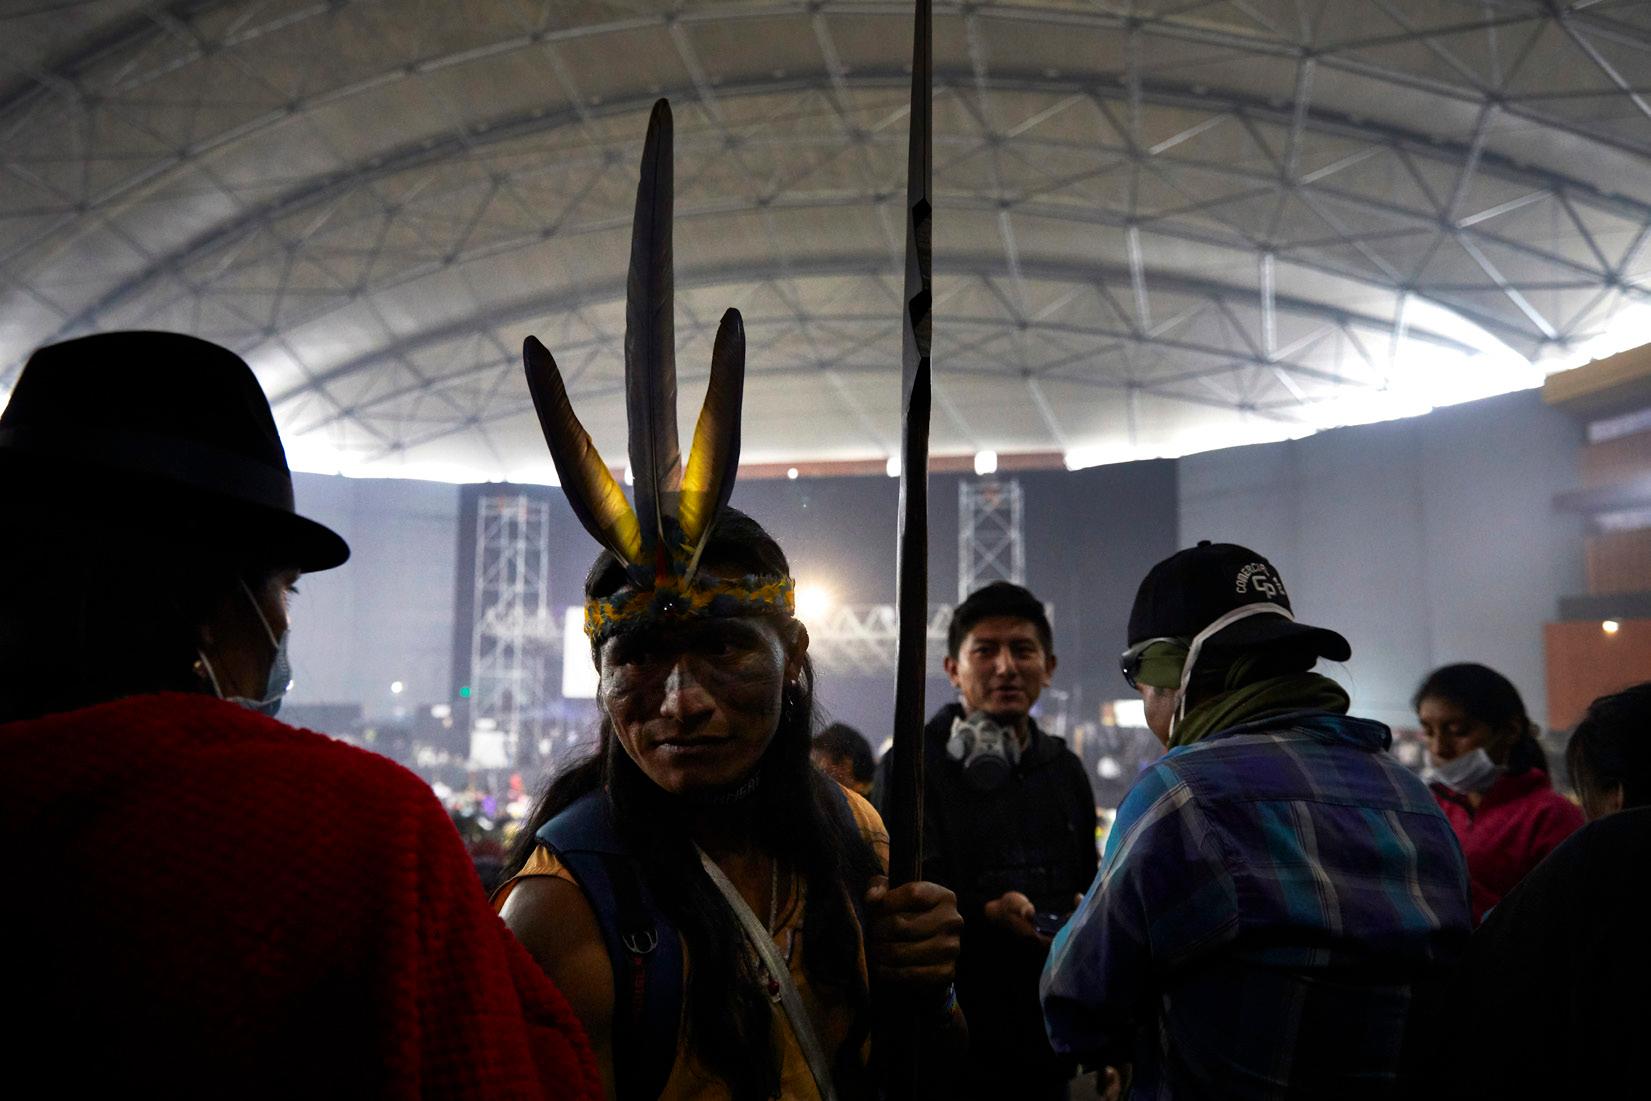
505,509,881,1100
1413,662,1548,773
1567,682,1651,812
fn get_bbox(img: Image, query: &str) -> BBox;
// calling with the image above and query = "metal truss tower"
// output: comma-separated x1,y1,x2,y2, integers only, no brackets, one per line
805,480,1030,677
469,492,555,767
802,603,953,678
959,479,1025,602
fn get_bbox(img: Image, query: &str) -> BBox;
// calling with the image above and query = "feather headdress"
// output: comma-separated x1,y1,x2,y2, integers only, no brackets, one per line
523,99,791,642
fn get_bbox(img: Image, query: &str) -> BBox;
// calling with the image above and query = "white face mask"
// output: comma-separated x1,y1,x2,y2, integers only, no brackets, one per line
196,579,292,718
1423,747,1503,795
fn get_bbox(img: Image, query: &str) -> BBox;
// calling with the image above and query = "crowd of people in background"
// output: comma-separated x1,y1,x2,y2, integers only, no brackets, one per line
2,327,1647,1099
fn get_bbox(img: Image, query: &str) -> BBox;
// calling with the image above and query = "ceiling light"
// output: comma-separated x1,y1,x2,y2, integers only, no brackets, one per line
787,466,799,480
885,455,901,478
1603,619,1621,635
974,450,998,476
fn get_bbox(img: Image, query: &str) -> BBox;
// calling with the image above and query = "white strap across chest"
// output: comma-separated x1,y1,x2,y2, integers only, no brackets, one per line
696,847,840,1101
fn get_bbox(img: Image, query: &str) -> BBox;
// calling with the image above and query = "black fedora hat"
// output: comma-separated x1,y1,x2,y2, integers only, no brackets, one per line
0,331,349,572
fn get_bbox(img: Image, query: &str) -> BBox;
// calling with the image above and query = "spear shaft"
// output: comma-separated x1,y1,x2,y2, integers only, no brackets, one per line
884,2,933,1092
888,0,931,898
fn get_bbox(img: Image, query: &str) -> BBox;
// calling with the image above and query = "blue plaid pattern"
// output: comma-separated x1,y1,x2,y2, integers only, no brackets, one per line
1041,711,1470,1099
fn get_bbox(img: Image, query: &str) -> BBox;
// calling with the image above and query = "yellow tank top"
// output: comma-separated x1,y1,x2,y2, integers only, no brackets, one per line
495,786,890,1100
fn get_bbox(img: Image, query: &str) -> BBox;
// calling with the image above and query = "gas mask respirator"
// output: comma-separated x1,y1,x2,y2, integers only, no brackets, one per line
947,710,1020,790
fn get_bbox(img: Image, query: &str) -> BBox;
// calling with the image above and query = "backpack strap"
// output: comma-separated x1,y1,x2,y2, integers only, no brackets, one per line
537,791,683,1101
819,779,872,932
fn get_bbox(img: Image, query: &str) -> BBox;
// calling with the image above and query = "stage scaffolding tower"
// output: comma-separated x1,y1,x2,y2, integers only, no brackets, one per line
958,479,1025,602
468,492,555,768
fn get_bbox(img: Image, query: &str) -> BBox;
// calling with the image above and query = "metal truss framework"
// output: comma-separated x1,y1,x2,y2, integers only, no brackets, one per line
805,602,955,677
4,1,1651,473
959,478,1025,602
469,491,557,765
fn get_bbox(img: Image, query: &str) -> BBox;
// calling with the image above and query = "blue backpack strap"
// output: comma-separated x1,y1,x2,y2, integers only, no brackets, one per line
537,791,683,1101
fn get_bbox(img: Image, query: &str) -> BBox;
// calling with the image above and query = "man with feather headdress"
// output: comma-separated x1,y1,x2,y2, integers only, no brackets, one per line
492,99,966,1101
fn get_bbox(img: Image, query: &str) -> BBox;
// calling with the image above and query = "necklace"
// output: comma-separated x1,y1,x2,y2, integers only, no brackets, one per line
760,856,797,1002
683,769,761,807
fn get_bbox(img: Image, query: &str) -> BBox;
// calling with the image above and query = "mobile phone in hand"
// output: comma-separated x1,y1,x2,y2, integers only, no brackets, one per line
1032,910,1071,937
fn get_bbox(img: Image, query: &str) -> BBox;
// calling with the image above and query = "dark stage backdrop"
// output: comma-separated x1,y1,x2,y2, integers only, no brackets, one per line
448,462,1179,749
722,462,1180,742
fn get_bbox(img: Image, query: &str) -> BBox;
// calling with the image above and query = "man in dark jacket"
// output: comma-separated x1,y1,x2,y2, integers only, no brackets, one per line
1042,542,1471,1099
877,581,1097,1100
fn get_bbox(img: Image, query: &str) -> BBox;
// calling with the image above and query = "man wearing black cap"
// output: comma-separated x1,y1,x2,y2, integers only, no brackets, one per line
1041,542,1471,1099
876,580,1096,1100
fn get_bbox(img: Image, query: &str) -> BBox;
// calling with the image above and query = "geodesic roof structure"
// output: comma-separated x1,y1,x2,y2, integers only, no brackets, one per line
4,1,1651,481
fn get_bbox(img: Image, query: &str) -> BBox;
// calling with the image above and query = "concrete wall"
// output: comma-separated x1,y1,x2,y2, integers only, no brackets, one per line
287,473,461,719
1177,390,1585,730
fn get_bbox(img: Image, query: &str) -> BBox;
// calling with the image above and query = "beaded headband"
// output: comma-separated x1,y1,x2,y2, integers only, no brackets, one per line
585,572,796,645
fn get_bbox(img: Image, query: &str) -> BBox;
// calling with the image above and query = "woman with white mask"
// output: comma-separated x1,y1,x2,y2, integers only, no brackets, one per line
0,331,598,1098
1414,662,1582,923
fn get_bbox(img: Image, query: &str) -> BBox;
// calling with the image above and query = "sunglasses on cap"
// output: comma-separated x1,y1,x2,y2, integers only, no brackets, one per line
1119,636,1181,691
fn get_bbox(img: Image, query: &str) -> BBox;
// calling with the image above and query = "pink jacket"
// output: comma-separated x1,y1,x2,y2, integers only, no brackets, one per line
1433,768,1583,922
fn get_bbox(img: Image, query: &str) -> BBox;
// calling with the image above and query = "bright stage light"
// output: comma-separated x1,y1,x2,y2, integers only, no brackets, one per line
1111,698,1147,728
390,680,405,695
562,607,599,699
885,455,901,478
1603,619,1621,635
974,450,998,476
787,467,800,480
1064,444,1136,471
795,583,833,623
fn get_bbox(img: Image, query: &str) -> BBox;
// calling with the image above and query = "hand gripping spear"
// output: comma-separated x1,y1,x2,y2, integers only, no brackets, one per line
885,0,933,1092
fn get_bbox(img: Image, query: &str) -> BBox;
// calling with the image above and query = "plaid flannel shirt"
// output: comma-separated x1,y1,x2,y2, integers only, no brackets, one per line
1041,710,1470,1100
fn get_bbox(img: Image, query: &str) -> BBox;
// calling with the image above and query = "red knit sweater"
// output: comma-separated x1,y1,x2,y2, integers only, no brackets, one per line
1,693,599,1098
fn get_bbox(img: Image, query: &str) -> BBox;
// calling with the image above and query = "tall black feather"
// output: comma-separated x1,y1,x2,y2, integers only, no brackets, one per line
523,335,644,572
680,308,747,581
626,98,682,564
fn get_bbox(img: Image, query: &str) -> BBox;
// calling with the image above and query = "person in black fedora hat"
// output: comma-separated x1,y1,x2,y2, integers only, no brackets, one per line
1041,541,1471,1100
0,331,600,1098
0,330,347,719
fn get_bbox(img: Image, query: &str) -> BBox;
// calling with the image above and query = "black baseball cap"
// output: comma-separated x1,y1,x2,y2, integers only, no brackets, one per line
1126,541,1350,660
